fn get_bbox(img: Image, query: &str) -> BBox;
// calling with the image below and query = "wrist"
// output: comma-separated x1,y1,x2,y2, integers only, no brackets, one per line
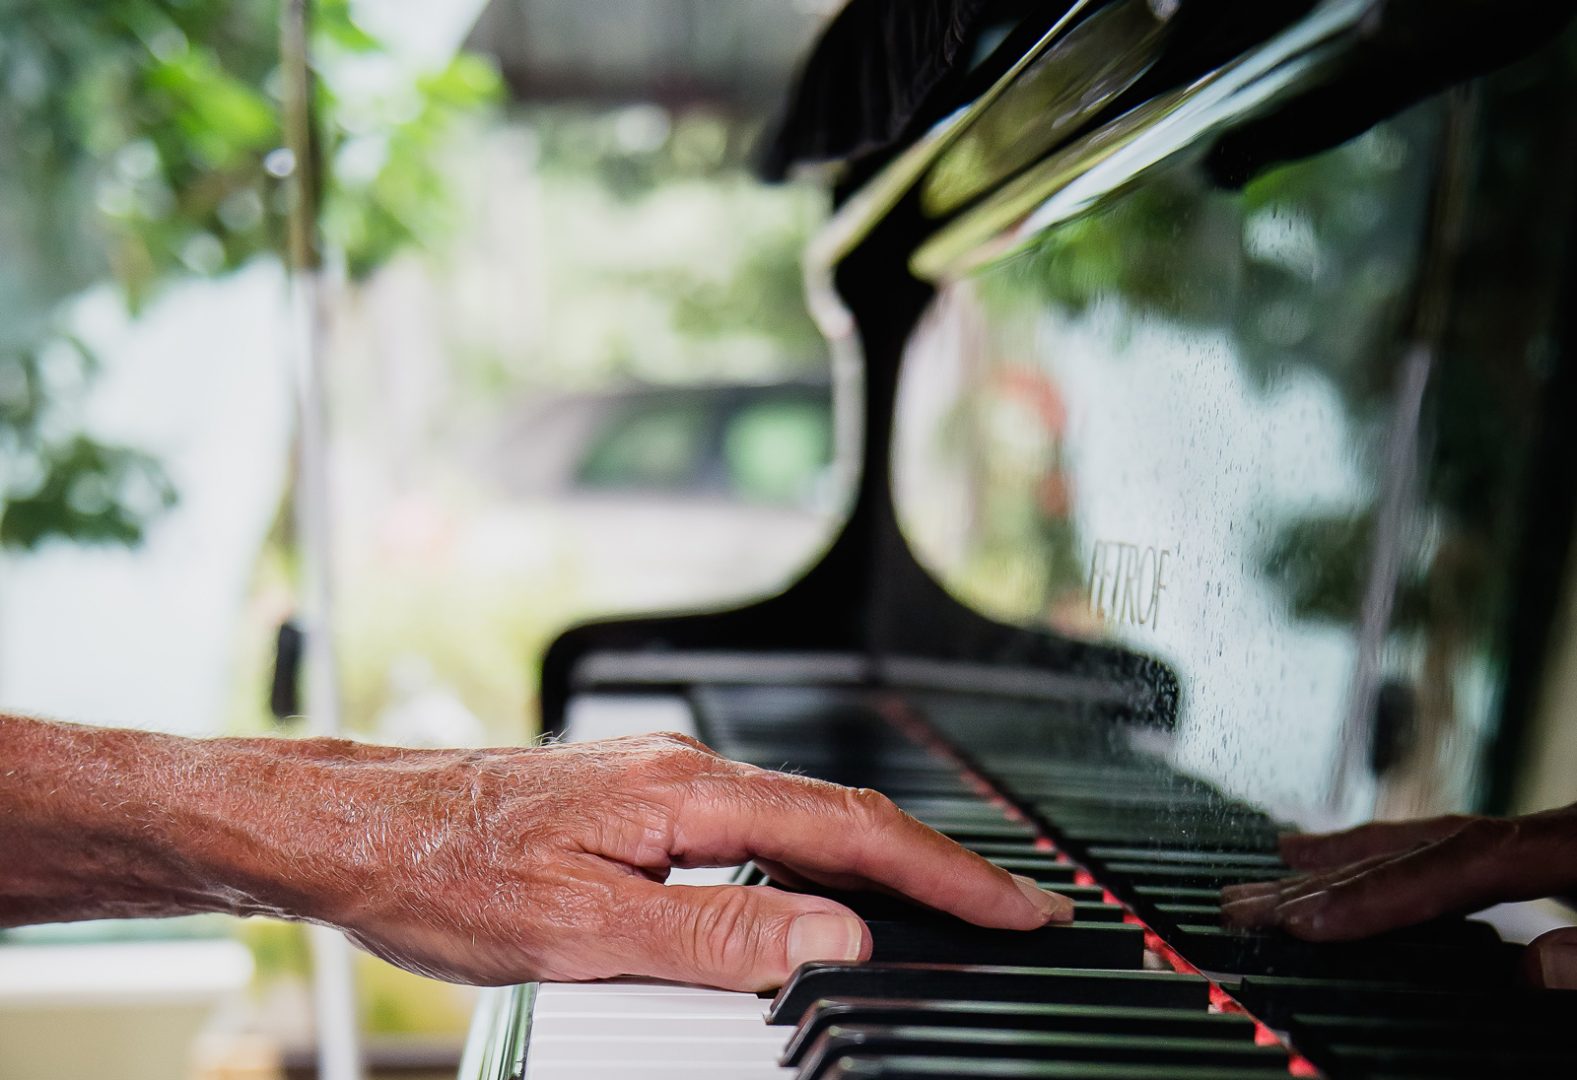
2,718,241,923
156,735,394,926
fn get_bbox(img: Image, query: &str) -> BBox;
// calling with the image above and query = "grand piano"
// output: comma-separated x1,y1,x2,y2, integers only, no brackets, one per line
462,0,1577,1076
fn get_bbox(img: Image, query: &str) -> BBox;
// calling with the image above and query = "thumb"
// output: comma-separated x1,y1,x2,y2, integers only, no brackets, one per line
1525,927,1577,990
618,880,870,992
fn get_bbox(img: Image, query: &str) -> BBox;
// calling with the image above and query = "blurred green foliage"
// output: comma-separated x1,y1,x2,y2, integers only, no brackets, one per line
513,107,827,388
0,0,499,549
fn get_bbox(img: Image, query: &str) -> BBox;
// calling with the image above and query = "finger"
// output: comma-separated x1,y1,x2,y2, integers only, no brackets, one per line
1273,819,1559,941
1220,876,1309,906
1221,851,1412,927
1525,927,1577,990
680,771,1072,930
613,879,871,992
1278,816,1471,870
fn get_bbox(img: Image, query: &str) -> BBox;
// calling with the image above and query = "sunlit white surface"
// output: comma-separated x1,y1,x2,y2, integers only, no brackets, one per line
0,938,253,1008
0,264,293,736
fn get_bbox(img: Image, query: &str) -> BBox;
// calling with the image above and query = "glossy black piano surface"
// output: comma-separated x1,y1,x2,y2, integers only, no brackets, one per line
470,0,1577,1077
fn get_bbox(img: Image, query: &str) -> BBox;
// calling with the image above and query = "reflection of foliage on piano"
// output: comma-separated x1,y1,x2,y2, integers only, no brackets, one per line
0,0,499,548
974,88,1560,658
985,102,1445,411
1262,512,1493,639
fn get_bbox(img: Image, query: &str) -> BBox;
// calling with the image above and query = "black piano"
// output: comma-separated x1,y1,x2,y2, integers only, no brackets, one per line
463,0,1577,1076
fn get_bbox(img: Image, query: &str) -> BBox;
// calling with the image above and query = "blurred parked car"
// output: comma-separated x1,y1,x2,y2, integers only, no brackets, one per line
484,378,840,613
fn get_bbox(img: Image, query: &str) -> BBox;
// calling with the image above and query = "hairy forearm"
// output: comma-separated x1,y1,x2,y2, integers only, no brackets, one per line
0,714,388,929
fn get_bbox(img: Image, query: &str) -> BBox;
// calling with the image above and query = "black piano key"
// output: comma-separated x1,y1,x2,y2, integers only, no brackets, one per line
937,821,1043,843
967,841,1062,858
778,886,1114,921
893,798,1018,820
1068,902,1125,923
1099,862,1285,888
782,999,1255,1067
1284,1010,1577,1075
984,862,1078,886
1288,1010,1569,1049
1133,885,1231,903
1313,1042,1577,1078
866,921,1142,968
1085,847,1287,869
797,1026,1290,1079
769,964,1209,1026
816,1054,1294,1079
1052,821,1283,851
1150,902,1223,922
1231,975,1577,1027
1168,924,1522,983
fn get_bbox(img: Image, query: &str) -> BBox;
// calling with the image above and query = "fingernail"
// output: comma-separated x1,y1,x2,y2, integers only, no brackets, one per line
787,913,864,967
1539,942,1577,990
1013,873,1075,923
1276,890,1331,935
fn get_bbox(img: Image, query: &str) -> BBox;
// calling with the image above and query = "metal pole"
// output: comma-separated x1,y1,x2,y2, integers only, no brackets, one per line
280,2,365,1078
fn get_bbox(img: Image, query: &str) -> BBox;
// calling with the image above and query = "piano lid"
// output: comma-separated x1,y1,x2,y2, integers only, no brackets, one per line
860,2,1577,822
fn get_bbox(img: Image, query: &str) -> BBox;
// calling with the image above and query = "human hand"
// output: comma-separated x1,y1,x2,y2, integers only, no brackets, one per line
1219,806,1577,989
254,732,1071,991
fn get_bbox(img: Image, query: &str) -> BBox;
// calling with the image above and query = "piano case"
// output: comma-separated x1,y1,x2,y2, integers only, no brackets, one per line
474,1,1577,1077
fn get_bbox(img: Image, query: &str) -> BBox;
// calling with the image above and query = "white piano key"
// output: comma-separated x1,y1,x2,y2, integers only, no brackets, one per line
526,1065,785,1072
541,979,755,996
528,1016,786,1040
524,980,792,1080
533,995,768,1019
562,694,701,743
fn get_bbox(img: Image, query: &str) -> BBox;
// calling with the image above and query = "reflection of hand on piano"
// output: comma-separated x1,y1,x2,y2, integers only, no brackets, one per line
1220,807,1577,988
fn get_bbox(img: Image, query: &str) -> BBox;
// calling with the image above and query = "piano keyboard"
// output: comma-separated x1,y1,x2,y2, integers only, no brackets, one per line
503,689,1577,1080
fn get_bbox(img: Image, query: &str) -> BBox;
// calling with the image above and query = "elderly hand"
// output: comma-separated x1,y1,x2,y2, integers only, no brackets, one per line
1219,805,1577,989
2,718,1071,992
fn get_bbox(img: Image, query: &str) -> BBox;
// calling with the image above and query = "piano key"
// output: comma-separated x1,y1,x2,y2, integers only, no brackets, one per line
795,1025,1291,1078
523,983,791,1079
1165,924,1522,983
1133,885,1232,903
814,1055,1294,1079
1309,1041,1577,1078
890,798,1022,821
983,856,1073,877
768,884,1117,919
1084,847,1287,869
866,921,1142,967
1230,975,1577,1026
782,1000,1255,1067
1068,902,1125,923
1286,1013,1577,1077
769,964,1209,1026
966,841,1065,858
936,821,1044,843
1098,862,1291,888
1049,821,1283,851
988,864,1078,886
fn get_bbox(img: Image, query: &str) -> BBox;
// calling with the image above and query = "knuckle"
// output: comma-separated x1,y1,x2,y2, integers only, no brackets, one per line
1453,816,1519,860
656,731,709,752
843,786,899,823
648,732,721,771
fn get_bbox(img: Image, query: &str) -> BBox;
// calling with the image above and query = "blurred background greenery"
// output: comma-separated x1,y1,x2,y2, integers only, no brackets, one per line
0,0,837,1075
